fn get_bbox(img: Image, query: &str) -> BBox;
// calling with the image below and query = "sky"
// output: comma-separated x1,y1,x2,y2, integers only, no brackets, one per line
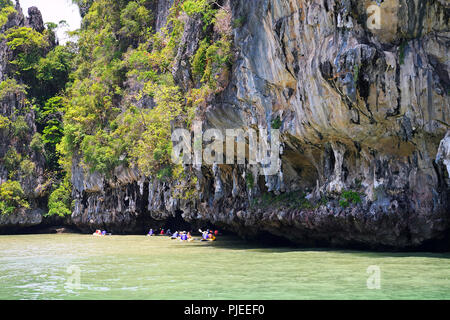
15,0,81,43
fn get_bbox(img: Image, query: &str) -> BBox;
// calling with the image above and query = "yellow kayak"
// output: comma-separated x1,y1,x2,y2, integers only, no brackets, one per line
201,236,216,242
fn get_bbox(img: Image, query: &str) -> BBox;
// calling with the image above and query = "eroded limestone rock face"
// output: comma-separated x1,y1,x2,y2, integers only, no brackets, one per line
437,130,450,183
69,0,449,248
25,6,44,33
202,0,449,248
0,3,48,233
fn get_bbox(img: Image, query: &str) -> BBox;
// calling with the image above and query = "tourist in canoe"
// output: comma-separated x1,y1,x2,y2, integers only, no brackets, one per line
180,232,188,241
147,229,154,236
171,231,179,239
93,229,102,236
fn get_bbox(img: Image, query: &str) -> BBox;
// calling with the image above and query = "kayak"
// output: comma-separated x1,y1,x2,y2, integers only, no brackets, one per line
201,237,216,242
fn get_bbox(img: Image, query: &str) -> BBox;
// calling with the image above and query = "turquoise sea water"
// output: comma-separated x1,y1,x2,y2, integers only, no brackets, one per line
0,234,449,300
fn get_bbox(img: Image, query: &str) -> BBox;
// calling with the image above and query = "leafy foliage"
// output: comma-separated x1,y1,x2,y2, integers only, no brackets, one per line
0,78,27,100
191,38,209,81
339,190,362,208
11,115,29,139
119,0,152,46
36,46,74,100
19,158,35,177
246,171,254,189
271,116,282,129
0,0,237,218
189,3,233,92
0,180,29,215
46,179,72,217
5,27,46,72
30,132,44,152
182,0,217,28
0,114,11,130
3,146,21,172
0,4,14,29
251,191,313,210
60,0,193,178
0,0,13,8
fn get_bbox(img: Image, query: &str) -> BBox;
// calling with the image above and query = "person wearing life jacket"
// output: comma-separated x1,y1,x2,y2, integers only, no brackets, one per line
180,232,188,241
171,231,179,239
214,230,219,236
147,229,154,236
207,231,216,241
160,229,165,235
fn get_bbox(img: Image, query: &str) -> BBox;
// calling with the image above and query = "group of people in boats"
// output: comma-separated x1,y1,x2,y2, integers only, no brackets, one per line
146,228,218,242
92,230,110,236
92,227,219,242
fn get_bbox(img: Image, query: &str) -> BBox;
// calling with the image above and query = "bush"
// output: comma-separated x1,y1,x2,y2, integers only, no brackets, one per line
202,40,231,88
271,116,282,129
11,115,29,139
0,3,14,29
191,38,232,89
119,0,152,45
5,27,46,73
246,171,254,189
36,46,74,99
19,159,35,177
0,78,27,100
0,0,13,9
182,0,216,28
30,132,44,152
339,190,362,208
156,166,172,180
46,180,72,217
81,133,121,174
0,180,29,214
232,16,246,29
0,115,11,130
191,38,209,81
3,146,21,172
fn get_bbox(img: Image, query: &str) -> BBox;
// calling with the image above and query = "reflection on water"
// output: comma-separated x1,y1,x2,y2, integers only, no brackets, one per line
0,234,449,300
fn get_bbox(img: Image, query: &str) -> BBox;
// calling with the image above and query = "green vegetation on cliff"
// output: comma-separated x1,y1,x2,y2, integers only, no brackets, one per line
0,180,29,215
60,0,232,183
0,5,73,217
0,0,235,217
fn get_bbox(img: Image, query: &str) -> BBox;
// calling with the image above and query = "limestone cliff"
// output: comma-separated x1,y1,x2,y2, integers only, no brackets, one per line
0,2,49,231
69,0,449,249
2,0,449,249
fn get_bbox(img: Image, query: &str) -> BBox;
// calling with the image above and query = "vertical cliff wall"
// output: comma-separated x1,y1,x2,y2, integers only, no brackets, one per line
2,0,448,248
69,0,449,248
204,0,449,247
0,2,49,231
